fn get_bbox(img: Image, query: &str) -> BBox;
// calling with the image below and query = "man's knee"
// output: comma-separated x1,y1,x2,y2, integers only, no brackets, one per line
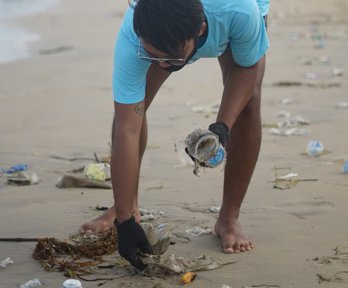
240,87,261,120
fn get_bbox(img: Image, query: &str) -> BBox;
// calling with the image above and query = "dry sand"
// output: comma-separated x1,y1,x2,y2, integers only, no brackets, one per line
1,0,348,287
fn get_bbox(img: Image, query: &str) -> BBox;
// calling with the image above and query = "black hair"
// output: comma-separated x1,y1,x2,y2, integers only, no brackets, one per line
133,0,204,56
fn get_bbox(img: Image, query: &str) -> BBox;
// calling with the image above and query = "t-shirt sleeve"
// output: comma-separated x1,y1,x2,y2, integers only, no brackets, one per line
112,28,150,104
229,6,269,67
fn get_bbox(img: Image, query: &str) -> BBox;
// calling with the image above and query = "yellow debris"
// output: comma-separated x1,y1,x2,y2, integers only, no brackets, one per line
181,272,197,284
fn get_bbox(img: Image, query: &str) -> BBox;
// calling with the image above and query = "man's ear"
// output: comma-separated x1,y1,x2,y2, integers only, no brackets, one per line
198,22,207,36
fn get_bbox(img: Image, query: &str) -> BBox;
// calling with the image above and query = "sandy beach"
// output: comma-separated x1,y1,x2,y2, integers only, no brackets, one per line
1,0,348,287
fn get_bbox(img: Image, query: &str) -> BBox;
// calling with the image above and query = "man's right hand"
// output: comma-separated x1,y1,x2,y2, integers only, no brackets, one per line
114,216,153,270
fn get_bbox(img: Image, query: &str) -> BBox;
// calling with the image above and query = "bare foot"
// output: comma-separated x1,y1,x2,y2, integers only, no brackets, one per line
214,217,253,253
80,204,141,233
80,206,116,234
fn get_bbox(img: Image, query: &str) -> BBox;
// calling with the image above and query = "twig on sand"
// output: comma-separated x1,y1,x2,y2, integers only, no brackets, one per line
251,285,281,288
317,271,348,283
0,238,37,242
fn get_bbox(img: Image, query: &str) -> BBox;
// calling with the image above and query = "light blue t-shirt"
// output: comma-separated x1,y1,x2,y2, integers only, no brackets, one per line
113,0,270,104
256,0,270,16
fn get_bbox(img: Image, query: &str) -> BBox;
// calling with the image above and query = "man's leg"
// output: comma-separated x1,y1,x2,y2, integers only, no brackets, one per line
215,50,265,253
80,64,171,233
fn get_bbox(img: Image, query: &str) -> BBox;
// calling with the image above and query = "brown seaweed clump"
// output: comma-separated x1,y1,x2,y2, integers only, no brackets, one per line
32,230,117,277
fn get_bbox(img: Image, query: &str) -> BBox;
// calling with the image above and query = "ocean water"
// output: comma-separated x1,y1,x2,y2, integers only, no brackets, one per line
0,0,58,64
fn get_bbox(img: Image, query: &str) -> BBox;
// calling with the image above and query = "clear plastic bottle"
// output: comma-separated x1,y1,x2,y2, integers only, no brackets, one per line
306,140,324,157
204,144,226,168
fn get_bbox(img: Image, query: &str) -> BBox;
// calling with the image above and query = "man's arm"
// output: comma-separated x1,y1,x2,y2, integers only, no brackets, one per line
216,59,259,130
111,100,153,270
111,100,145,222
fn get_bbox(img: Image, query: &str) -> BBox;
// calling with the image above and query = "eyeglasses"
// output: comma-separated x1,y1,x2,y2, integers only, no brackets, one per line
137,43,188,66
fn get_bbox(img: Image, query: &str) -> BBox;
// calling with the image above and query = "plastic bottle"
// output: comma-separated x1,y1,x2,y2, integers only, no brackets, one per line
62,279,83,288
204,144,226,168
306,140,324,157
18,278,42,288
343,161,348,174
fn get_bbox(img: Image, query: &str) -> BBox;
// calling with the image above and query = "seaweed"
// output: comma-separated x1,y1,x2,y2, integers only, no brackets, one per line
32,230,117,276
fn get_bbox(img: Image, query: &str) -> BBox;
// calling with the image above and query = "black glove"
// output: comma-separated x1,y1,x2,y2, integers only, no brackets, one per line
208,122,229,147
114,216,153,270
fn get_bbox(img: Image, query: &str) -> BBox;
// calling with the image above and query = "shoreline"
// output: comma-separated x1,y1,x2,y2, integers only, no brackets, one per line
0,0,59,64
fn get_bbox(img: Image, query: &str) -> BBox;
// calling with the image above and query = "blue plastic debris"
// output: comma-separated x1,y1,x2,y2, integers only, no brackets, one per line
343,161,348,174
0,164,28,174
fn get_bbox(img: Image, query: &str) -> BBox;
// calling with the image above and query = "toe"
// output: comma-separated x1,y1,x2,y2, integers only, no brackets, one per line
233,244,240,253
238,244,246,252
246,241,254,250
223,246,235,253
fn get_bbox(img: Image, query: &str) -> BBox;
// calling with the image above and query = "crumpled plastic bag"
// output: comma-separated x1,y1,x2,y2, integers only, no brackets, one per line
6,172,39,185
139,223,235,277
83,163,110,181
141,223,173,255
141,254,235,276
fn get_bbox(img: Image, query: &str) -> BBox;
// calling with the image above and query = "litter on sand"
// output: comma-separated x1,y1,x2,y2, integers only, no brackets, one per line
141,254,235,276
317,271,348,283
343,161,348,174
276,116,310,129
181,272,197,284
280,98,293,106
185,227,212,237
32,222,235,282
209,206,221,213
62,279,83,288
18,278,42,288
272,167,318,190
305,72,322,79
335,102,348,109
306,140,324,157
0,164,28,174
141,223,173,255
275,111,291,118
83,163,110,181
140,208,165,222
6,172,40,185
269,127,310,136
139,223,235,276
33,230,117,277
186,101,220,117
272,81,340,88
0,162,37,186
39,45,73,55
0,257,14,268
56,175,111,189
269,112,311,137
332,67,344,77
313,245,348,284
